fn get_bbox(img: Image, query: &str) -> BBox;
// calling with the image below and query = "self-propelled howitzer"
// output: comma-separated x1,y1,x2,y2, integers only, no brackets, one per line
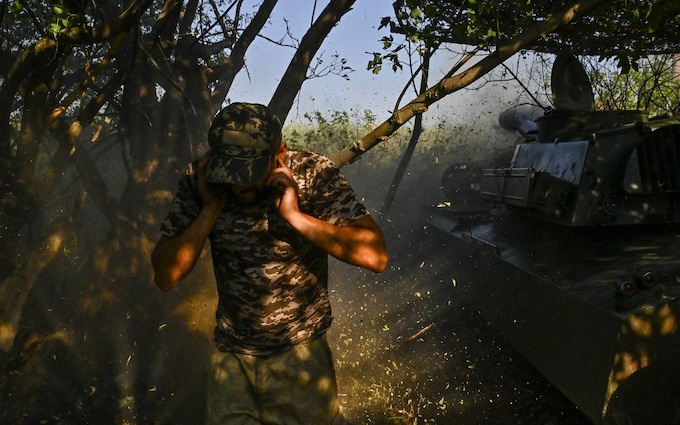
428,55,680,425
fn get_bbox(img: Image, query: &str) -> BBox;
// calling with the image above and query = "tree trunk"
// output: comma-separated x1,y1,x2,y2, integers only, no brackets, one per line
381,50,431,214
269,0,357,121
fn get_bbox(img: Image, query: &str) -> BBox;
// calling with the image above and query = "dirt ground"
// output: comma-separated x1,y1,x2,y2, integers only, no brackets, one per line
0,209,595,425
326,214,594,425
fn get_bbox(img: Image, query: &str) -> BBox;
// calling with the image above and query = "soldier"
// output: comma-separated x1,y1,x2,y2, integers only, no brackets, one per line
151,102,388,425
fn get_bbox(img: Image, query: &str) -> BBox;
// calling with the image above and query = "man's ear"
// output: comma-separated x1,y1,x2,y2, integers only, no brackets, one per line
276,142,288,160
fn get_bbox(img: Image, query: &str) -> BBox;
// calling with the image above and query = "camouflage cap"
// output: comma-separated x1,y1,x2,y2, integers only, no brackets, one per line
206,102,282,184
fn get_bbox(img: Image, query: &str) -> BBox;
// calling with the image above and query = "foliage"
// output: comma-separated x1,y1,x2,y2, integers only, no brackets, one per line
281,107,498,171
369,0,680,75
586,54,680,116
288,108,516,197
49,0,88,36
285,109,380,156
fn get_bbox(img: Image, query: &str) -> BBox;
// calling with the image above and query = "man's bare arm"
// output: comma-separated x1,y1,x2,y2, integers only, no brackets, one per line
269,155,388,272
151,155,226,291
286,213,389,273
151,204,221,291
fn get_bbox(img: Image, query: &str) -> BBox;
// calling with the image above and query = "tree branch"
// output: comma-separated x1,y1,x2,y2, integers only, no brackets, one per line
332,0,609,167
58,0,155,44
269,0,358,122
208,0,278,109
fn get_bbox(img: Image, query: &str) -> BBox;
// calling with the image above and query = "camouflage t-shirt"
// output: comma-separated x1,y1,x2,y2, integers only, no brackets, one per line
160,150,368,355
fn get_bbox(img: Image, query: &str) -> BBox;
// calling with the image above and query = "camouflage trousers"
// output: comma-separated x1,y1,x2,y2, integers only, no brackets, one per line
206,333,349,425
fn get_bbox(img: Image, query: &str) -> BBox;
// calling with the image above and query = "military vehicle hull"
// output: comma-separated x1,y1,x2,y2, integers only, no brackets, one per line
427,206,680,424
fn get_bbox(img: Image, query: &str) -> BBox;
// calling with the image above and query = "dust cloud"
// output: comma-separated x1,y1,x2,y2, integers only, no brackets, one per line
0,111,592,425
328,140,592,424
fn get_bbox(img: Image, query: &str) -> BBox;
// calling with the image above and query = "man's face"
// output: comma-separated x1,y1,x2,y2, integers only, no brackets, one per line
229,157,276,205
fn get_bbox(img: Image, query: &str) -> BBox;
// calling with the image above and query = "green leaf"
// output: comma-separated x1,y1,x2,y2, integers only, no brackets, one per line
9,0,23,18
49,23,61,36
